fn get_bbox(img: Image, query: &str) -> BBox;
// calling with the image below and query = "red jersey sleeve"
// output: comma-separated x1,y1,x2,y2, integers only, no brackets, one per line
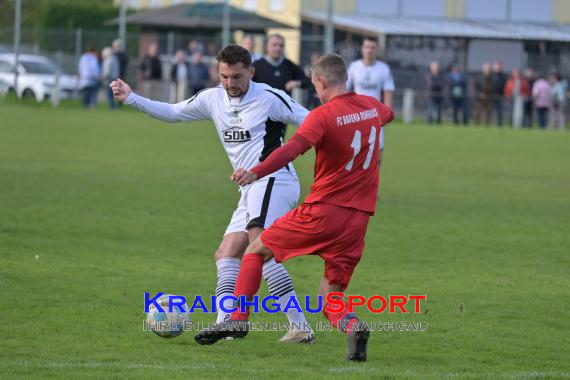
250,135,311,179
293,108,327,148
377,102,395,125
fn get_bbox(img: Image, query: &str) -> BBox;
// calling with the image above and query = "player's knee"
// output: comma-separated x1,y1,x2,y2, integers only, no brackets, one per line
214,248,241,261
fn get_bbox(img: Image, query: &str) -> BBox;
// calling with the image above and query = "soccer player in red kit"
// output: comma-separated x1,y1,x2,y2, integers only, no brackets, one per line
195,54,394,361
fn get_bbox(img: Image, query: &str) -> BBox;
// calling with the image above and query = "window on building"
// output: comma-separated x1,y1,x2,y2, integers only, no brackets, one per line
356,0,398,16
402,0,444,18
270,0,284,12
466,0,507,20
510,0,552,23
244,0,258,11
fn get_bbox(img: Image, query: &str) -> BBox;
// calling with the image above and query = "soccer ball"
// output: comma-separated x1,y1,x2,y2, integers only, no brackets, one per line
146,294,191,338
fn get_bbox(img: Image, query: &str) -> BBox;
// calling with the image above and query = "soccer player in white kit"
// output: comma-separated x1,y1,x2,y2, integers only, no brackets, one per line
110,45,314,344
347,36,395,166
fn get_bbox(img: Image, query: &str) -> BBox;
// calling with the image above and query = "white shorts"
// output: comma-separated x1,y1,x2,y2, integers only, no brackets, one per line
224,176,300,235
380,127,385,151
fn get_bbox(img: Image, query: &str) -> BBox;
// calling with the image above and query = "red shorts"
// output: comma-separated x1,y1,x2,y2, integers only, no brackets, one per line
260,202,370,290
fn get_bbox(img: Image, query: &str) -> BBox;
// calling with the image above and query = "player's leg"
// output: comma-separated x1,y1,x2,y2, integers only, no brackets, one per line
245,177,313,342
194,237,272,345
213,232,248,324
317,206,371,361
320,277,369,362
248,226,314,342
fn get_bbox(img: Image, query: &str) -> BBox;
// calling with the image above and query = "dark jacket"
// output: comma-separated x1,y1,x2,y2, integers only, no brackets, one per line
253,57,309,95
140,55,162,80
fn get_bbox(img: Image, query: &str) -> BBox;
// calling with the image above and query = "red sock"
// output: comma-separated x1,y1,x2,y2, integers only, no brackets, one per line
323,301,359,336
231,254,264,321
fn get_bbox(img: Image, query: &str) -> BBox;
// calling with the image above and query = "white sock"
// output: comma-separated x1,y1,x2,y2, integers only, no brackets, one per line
262,259,310,331
215,257,240,324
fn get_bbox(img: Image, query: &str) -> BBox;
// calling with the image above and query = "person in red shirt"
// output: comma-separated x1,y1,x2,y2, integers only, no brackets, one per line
195,54,394,361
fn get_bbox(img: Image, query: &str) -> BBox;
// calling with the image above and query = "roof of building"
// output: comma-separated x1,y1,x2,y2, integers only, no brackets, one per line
108,3,293,31
302,10,570,42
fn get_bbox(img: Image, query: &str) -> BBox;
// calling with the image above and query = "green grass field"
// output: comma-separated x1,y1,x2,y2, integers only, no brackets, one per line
1,100,569,379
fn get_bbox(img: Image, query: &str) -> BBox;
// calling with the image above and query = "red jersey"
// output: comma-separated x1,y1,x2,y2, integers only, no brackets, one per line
294,92,394,214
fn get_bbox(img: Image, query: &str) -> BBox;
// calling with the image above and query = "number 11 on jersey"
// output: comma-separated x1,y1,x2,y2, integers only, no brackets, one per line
344,127,377,171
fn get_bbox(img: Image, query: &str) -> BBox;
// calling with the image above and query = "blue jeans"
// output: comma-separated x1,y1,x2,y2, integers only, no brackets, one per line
452,98,469,125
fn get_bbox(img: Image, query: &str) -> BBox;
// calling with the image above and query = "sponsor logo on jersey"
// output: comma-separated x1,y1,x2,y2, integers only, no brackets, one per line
357,82,379,90
223,126,251,143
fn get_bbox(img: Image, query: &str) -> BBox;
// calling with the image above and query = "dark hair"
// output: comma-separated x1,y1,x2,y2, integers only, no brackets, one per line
363,36,378,44
312,54,347,85
216,45,252,68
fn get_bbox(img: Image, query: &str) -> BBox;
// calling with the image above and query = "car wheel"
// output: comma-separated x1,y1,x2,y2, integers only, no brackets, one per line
22,88,36,100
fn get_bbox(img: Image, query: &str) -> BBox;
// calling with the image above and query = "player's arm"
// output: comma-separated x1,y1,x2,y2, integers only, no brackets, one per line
346,63,354,91
232,135,311,185
378,101,396,125
232,110,325,186
110,78,210,123
382,66,396,109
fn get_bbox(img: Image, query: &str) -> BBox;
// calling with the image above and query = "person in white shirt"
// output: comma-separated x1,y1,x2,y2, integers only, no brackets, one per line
101,47,119,110
78,46,101,108
110,45,314,344
347,36,395,165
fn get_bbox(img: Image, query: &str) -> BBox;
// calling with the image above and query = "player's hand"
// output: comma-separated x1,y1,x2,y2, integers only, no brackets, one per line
231,168,258,186
285,80,300,92
109,78,132,102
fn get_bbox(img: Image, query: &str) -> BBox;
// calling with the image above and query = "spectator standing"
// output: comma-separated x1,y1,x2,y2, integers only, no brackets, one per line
474,63,493,126
112,39,129,79
140,42,163,99
78,46,101,109
426,61,444,124
303,52,321,110
170,50,189,100
140,42,162,80
523,69,536,128
490,61,507,127
101,47,119,110
449,65,469,125
252,34,309,96
188,51,210,95
187,39,204,57
550,73,567,131
241,35,262,62
532,75,552,129
347,36,395,166
504,68,530,128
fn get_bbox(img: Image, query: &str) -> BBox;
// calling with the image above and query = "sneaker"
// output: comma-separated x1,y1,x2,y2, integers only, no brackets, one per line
278,329,316,344
346,322,370,362
194,320,249,345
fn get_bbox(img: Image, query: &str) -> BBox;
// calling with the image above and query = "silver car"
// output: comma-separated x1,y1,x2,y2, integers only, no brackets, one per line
0,53,79,102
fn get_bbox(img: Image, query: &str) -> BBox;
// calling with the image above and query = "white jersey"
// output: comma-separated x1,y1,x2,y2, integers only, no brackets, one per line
124,81,308,180
347,59,395,101
347,59,395,151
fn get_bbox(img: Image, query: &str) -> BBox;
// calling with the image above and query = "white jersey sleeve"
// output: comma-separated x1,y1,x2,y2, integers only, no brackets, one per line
264,87,309,126
346,62,355,91
124,90,211,123
383,65,396,92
